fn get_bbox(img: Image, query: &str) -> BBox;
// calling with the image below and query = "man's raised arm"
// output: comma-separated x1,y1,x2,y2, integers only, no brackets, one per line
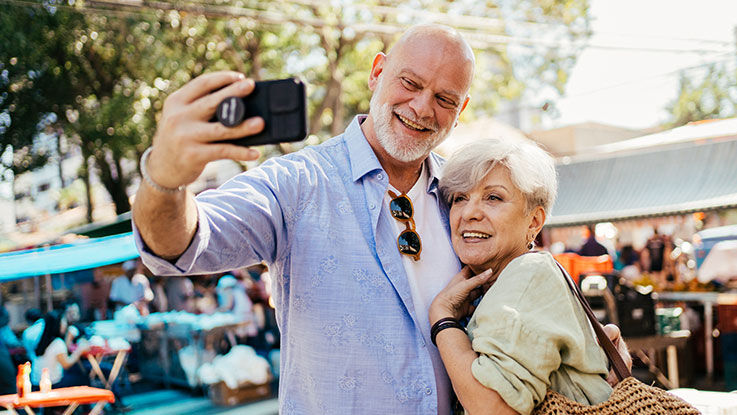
132,71,264,259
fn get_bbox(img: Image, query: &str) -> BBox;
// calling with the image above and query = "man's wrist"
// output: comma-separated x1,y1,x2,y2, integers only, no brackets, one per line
140,147,186,194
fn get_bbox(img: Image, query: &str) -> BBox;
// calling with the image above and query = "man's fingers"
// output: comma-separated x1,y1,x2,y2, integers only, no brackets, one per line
200,143,262,162
193,78,256,120
193,116,266,143
170,71,246,105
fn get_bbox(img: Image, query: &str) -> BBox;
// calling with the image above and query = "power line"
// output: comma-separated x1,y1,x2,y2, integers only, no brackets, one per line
559,53,737,100
2,0,733,55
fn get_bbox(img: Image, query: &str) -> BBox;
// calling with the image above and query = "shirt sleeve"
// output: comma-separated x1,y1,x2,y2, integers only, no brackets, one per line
109,277,123,302
48,338,68,357
134,155,305,276
469,254,593,415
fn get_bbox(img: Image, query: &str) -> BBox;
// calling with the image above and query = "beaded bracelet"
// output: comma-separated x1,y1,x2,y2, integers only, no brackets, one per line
431,317,464,346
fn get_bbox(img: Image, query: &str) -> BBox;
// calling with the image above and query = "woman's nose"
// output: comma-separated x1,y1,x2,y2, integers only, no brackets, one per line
460,199,484,221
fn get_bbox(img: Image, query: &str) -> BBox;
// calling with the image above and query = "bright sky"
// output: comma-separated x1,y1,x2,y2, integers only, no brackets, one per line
551,0,737,130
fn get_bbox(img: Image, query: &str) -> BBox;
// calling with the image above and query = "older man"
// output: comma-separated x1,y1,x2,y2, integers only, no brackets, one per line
133,24,626,414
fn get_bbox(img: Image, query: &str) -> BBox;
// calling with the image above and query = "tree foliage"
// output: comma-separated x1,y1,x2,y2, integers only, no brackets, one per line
665,64,737,128
1,0,592,219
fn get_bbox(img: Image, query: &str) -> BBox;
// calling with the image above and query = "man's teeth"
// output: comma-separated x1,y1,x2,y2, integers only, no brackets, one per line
397,114,425,131
463,232,490,239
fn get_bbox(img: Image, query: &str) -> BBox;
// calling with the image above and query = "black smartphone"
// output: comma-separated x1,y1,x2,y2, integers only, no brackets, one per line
214,77,308,146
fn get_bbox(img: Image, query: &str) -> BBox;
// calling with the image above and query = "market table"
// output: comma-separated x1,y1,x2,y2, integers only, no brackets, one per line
655,291,737,380
668,388,737,414
0,386,114,415
626,330,690,388
71,344,131,390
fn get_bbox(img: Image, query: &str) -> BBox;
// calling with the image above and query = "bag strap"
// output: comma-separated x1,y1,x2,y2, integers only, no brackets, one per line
554,261,631,382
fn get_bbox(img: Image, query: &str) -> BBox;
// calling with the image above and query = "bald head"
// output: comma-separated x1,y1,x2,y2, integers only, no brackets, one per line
388,24,475,93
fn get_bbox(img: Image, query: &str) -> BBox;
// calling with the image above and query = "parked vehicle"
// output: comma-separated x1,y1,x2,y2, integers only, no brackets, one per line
693,224,737,269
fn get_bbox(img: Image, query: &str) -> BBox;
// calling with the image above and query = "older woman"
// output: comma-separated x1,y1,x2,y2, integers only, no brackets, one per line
429,138,613,415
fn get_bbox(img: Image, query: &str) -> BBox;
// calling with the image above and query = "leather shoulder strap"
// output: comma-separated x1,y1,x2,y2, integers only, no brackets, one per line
554,260,631,382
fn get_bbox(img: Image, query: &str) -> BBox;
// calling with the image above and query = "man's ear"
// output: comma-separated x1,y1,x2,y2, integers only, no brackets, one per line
368,52,387,92
454,95,471,127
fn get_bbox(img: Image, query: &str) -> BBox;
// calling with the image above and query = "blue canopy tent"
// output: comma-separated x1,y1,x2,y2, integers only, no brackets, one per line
0,232,139,282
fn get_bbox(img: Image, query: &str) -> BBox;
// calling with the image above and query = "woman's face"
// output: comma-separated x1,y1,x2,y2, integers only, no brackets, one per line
449,166,542,274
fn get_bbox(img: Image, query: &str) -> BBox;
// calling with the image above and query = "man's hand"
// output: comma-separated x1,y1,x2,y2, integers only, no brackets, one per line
147,71,265,189
603,324,633,386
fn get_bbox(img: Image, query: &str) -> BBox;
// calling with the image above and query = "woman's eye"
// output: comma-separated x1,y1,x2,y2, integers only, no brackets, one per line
452,194,467,203
486,194,501,202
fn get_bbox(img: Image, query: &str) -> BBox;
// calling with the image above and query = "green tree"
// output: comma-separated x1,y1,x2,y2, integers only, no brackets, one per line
666,64,737,128
2,0,592,223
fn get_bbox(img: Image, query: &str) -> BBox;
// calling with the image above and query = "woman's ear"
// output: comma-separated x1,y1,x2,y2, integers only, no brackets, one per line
528,206,546,240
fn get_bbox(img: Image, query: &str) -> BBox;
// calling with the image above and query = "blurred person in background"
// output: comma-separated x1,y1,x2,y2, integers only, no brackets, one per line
34,310,130,412
192,275,218,314
109,260,140,311
32,310,90,387
166,277,195,313
150,275,169,313
614,243,641,282
110,259,153,314
80,268,112,321
578,225,609,257
216,274,257,341
0,300,18,394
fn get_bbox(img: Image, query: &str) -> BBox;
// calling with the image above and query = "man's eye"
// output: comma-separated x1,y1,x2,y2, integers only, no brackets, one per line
437,97,457,109
401,78,418,90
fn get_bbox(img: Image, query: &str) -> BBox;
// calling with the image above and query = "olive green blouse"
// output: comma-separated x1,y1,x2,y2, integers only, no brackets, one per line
467,251,613,414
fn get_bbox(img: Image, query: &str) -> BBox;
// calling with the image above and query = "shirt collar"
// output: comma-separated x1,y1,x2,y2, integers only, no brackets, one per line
344,114,445,192
345,115,383,182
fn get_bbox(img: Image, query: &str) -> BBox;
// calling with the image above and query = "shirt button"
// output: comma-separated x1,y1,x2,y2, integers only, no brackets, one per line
425,388,432,395
377,173,384,180
369,204,376,210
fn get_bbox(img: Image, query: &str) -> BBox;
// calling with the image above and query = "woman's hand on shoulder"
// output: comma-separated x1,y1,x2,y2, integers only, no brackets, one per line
429,266,494,324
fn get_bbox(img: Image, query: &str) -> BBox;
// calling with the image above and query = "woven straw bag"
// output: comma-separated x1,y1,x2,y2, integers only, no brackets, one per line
530,261,701,415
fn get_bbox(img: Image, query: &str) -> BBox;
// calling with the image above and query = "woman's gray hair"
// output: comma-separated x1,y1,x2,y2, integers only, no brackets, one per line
439,138,558,214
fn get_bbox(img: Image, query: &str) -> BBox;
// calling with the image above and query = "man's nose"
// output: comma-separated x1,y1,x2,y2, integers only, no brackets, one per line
408,90,434,120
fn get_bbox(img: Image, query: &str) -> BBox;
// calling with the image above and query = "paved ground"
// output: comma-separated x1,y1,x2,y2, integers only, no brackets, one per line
0,386,279,415
123,389,278,415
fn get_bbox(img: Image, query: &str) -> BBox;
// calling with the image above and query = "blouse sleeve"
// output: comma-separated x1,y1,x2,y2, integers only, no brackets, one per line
469,253,592,415
48,338,68,357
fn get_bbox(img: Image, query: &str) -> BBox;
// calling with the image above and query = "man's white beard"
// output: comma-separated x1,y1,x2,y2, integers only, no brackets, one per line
369,83,453,163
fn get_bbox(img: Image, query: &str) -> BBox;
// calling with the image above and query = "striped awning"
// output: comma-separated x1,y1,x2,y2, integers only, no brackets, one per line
547,138,737,227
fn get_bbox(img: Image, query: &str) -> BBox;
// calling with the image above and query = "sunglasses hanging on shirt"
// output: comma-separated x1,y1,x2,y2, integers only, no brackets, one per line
388,190,422,261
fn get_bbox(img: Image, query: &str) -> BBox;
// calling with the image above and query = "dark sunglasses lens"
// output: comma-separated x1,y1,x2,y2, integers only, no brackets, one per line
397,230,421,255
390,196,413,220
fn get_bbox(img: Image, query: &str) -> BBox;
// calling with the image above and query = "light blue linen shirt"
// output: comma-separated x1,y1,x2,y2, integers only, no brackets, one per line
134,115,459,414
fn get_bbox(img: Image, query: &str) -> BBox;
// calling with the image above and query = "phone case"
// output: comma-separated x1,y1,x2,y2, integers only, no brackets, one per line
217,78,308,146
